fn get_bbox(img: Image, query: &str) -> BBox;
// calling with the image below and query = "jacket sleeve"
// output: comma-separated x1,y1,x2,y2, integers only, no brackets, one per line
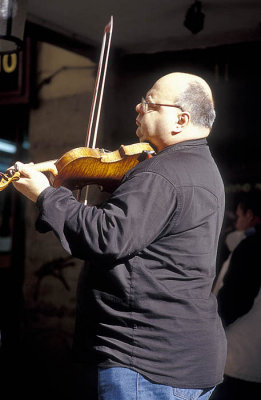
36,172,178,262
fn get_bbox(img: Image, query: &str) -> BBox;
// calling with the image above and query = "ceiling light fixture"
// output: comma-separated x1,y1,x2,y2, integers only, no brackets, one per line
0,0,27,54
184,1,205,34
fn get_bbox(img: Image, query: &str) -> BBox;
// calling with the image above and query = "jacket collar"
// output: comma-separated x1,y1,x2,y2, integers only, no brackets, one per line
157,138,208,155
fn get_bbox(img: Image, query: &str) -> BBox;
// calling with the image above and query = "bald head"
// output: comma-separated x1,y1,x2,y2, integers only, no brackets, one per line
151,73,216,130
136,72,216,150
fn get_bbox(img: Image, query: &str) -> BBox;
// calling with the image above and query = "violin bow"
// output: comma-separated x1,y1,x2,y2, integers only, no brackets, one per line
80,16,113,204
85,16,113,149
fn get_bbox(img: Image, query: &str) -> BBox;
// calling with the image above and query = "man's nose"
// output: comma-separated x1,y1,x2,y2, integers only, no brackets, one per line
136,102,143,114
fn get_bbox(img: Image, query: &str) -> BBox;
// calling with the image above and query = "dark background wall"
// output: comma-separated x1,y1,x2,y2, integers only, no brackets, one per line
102,41,261,187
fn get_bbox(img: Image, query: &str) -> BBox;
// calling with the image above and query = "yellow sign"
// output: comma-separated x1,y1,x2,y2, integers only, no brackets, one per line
0,53,18,73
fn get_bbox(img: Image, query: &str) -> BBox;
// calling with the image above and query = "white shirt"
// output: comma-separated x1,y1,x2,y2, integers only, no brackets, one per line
225,286,261,382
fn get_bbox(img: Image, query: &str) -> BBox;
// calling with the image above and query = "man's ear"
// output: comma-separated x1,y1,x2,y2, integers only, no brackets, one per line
171,112,190,135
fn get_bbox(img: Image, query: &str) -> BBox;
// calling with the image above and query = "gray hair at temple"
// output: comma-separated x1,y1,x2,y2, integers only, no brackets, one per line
175,80,216,130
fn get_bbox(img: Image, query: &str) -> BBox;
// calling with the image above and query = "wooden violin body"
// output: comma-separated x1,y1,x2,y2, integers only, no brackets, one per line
0,143,155,193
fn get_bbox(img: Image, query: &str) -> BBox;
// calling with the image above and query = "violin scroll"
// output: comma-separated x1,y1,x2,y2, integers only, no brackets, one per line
0,166,21,191
0,160,58,192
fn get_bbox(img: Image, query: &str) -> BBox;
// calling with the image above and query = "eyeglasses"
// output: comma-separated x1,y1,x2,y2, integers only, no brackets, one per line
140,97,183,114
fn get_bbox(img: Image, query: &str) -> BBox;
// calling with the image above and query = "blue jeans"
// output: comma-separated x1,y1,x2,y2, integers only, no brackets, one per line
98,367,215,400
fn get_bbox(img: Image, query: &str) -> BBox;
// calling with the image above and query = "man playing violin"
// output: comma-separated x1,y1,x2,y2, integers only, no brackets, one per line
12,72,226,400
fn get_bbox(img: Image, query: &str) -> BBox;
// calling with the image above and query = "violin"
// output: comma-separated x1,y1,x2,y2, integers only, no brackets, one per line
0,143,155,193
0,18,155,197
